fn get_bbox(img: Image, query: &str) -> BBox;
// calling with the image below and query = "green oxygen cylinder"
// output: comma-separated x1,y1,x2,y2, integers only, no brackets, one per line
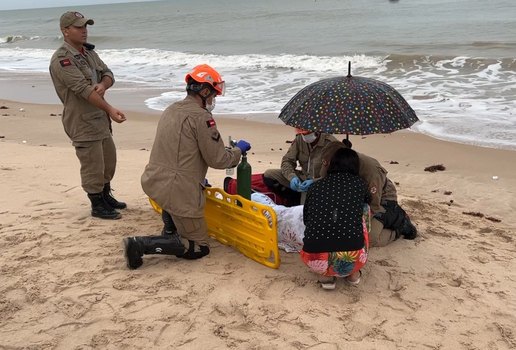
236,152,252,200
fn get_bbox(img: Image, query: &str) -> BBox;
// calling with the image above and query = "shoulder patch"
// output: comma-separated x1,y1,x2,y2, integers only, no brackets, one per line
211,130,221,142
370,186,377,194
55,47,68,57
206,118,216,128
59,59,72,67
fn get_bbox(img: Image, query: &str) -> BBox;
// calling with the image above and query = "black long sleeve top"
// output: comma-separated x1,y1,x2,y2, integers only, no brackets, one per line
303,172,369,253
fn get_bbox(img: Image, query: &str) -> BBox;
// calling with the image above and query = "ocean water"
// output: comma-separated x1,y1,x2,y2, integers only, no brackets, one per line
1,0,515,150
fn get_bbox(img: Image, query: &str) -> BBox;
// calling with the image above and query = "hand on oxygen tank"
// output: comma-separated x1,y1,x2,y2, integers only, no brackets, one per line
235,140,251,153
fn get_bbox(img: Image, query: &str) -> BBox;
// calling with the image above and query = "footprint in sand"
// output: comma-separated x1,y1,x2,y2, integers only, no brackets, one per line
373,259,398,267
55,297,91,319
25,199,57,207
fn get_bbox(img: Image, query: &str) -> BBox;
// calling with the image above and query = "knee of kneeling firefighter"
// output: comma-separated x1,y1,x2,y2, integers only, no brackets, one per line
171,215,208,244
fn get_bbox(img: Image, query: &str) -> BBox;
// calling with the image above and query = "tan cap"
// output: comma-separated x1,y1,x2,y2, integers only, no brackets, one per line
60,11,94,28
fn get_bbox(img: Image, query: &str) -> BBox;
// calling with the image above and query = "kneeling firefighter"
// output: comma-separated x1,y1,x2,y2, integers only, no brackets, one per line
123,64,251,269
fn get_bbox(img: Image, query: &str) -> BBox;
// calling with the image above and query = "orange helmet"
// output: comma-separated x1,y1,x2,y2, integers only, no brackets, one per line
185,64,225,96
295,128,312,135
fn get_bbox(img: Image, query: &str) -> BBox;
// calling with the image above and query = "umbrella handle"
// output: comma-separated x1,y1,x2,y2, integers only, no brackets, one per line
343,134,352,149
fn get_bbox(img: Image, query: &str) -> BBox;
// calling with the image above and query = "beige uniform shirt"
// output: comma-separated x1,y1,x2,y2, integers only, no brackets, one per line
280,133,338,181
357,152,397,214
141,96,242,218
49,42,114,142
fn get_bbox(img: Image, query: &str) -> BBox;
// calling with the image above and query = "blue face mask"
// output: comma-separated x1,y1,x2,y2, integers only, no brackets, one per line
301,132,317,143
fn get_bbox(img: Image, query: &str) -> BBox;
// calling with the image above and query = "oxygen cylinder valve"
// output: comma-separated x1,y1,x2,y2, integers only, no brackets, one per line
226,136,237,175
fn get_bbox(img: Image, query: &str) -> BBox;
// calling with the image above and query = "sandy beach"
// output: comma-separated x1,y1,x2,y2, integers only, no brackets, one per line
1,93,516,349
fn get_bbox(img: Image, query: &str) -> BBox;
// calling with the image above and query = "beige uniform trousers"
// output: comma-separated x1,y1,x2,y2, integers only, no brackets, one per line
171,215,209,246
369,217,398,247
73,136,116,194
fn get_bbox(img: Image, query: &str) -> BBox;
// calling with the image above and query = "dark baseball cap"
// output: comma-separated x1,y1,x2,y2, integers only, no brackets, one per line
60,11,94,28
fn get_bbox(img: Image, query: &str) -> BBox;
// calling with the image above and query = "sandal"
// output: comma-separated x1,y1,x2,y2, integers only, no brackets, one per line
345,270,362,286
318,276,337,290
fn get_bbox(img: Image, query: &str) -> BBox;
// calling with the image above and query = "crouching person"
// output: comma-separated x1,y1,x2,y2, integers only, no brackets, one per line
301,148,371,290
321,140,417,247
123,64,251,269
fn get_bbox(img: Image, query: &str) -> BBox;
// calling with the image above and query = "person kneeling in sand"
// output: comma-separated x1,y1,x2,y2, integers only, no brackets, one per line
122,64,251,269
263,128,338,206
321,140,417,247
301,147,371,290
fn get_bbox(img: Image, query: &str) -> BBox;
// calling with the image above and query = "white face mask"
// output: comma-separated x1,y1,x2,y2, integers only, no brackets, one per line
301,132,317,143
206,98,216,112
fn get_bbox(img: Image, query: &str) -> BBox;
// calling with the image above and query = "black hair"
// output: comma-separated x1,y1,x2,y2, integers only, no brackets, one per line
327,147,359,176
186,77,216,98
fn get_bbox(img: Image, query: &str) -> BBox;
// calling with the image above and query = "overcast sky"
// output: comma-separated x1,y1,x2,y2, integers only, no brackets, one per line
0,0,156,11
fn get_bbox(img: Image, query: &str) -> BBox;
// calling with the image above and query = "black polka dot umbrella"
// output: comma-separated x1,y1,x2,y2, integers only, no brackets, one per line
278,62,419,135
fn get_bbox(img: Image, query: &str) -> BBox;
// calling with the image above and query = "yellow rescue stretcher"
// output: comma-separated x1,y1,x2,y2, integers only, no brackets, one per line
149,187,280,269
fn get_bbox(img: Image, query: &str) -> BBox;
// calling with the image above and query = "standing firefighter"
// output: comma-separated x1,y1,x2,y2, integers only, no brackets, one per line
123,64,251,269
49,11,127,220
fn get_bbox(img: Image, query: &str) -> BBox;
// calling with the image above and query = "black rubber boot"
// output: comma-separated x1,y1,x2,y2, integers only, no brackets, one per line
103,183,127,209
398,217,418,240
123,235,186,269
140,235,185,257
378,200,417,240
87,192,121,220
182,240,210,260
123,237,143,269
161,210,177,236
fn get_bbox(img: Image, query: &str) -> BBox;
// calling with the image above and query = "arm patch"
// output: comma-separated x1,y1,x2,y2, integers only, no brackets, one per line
206,118,216,128
211,130,221,142
59,58,72,67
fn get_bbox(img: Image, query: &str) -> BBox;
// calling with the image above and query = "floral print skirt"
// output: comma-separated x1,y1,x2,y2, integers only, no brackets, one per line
300,205,370,278
300,245,368,277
